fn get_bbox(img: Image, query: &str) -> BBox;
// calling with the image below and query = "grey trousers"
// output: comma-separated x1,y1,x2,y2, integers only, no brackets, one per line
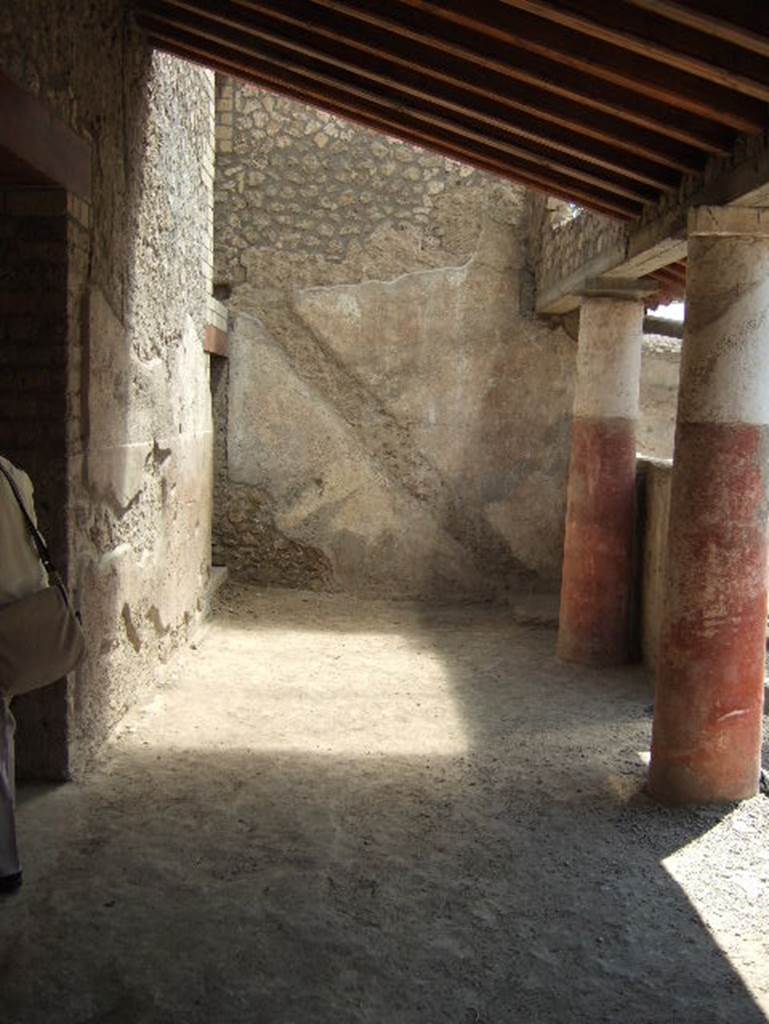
0,694,20,878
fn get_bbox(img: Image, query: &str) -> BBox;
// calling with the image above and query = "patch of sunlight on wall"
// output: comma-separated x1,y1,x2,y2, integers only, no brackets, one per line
662,809,769,1018
116,623,470,757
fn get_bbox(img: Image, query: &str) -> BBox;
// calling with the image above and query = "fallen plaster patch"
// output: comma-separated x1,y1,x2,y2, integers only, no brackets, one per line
121,603,142,653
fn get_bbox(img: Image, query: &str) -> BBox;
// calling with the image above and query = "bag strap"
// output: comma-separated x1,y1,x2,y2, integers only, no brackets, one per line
0,461,56,576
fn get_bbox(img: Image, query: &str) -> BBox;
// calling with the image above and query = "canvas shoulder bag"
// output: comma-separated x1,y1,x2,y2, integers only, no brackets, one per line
0,463,85,698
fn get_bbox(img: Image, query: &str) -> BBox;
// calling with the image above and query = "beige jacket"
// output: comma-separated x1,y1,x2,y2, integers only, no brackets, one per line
0,456,48,605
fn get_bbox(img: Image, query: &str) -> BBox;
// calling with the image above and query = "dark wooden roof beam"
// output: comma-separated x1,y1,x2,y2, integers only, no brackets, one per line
494,0,769,106
134,0,769,226
397,0,768,130
255,0,722,166
624,1,769,59
305,0,738,151
148,0,692,184
141,1,672,197
140,21,641,219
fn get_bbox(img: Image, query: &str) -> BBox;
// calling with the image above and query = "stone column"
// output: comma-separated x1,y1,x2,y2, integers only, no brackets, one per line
649,206,769,805
558,285,648,665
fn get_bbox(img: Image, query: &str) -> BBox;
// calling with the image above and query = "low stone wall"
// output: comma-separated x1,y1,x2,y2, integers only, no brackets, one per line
639,337,681,461
639,458,673,675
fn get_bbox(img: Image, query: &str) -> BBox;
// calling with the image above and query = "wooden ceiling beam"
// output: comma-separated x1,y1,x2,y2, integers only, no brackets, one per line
493,0,769,105
148,0,689,183
649,275,685,304
143,0,673,196
599,1,769,63
661,265,687,284
142,15,645,212
303,0,737,152
140,22,640,219
398,0,768,128
652,269,683,288
0,72,91,200
225,0,714,168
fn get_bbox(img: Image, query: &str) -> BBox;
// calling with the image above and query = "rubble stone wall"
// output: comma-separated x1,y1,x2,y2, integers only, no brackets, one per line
214,78,576,599
534,206,628,298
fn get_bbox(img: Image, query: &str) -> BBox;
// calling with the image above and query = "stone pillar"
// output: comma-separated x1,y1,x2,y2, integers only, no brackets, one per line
558,287,647,665
649,206,769,805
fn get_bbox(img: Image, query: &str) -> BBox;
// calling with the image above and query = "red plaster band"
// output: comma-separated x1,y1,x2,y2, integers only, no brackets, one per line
557,416,637,666
650,422,769,804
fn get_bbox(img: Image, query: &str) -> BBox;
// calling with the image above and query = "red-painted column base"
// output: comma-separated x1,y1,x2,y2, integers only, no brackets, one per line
649,423,768,804
557,416,637,666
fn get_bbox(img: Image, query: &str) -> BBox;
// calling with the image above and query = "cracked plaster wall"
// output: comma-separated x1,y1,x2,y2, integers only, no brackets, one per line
1,2,214,774
214,78,575,599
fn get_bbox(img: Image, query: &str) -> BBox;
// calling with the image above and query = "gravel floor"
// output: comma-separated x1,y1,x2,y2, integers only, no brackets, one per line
2,583,768,1024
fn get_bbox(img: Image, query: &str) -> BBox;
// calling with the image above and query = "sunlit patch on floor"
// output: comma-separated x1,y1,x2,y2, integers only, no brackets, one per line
662,806,769,1017
115,625,470,757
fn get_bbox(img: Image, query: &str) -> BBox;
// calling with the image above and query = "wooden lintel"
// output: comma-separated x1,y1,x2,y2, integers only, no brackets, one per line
537,132,769,314
142,23,641,217
580,276,660,300
0,72,91,200
204,323,229,357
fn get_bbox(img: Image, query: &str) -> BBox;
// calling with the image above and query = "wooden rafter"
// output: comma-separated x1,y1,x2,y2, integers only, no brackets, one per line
141,23,640,218
492,0,769,106
601,1,769,62
154,0,700,179
306,0,748,143
141,3,670,201
132,0,769,232
266,0,728,161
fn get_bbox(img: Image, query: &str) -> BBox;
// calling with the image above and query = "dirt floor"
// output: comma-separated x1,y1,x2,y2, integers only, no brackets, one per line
2,583,768,1024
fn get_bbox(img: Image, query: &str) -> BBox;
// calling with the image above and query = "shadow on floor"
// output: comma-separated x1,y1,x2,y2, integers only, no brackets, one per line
4,585,767,1023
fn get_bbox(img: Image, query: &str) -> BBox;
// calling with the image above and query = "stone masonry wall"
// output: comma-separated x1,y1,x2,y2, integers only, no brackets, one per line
0,3,214,775
534,205,628,299
214,77,576,599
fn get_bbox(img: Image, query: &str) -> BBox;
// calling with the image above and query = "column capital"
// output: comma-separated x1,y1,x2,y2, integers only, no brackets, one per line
688,205,769,238
579,277,659,301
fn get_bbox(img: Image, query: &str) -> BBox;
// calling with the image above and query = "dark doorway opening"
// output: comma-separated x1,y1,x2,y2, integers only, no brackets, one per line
0,183,70,779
